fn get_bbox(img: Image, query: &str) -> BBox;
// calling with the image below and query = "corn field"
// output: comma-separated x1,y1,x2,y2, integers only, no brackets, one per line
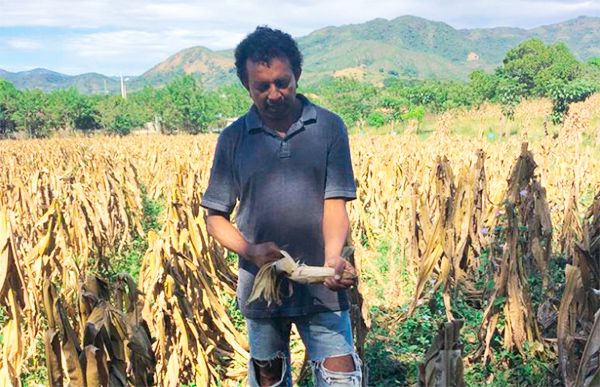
0,96,600,385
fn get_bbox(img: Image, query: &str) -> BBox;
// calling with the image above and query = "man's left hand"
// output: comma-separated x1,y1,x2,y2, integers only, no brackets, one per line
323,256,357,291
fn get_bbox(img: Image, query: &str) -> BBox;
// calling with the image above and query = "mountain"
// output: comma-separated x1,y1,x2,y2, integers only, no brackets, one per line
296,15,600,83
0,68,121,94
531,16,600,59
143,15,600,86
2,15,600,93
133,46,236,89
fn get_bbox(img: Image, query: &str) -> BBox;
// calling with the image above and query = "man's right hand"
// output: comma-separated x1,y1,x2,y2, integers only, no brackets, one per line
246,242,283,267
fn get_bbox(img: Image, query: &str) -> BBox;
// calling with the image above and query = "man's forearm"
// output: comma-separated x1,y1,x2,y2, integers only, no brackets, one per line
206,211,283,267
323,198,350,260
206,213,251,257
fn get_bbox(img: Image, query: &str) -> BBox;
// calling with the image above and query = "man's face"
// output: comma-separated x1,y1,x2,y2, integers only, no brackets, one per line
244,56,299,123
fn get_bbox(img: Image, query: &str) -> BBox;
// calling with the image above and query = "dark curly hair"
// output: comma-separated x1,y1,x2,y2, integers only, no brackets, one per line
234,26,303,86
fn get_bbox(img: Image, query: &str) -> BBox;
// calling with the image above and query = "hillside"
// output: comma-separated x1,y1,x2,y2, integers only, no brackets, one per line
133,15,600,86
0,68,121,94
133,46,236,89
2,15,600,93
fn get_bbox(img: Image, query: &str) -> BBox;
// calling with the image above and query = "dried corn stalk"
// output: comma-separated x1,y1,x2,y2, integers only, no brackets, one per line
42,276,155,386
574,310,600,386
139,191,249,386
559,189,600,386
476,143,553,364
1,120,600,382
419,319,465,387
408,152,487,320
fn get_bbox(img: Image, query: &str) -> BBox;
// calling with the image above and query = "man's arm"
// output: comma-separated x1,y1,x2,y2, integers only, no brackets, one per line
322,198,356,290
206,209,282,267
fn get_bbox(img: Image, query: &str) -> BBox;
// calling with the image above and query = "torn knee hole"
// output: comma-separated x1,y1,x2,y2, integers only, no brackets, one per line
254,358,282,368
252,355,286,382
322,354,356,372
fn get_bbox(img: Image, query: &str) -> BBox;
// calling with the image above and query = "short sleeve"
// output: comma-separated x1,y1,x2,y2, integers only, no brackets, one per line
324,118,356,200
201,132,238,214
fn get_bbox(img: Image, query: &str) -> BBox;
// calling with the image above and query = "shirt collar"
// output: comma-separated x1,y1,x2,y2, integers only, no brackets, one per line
245,94,317,133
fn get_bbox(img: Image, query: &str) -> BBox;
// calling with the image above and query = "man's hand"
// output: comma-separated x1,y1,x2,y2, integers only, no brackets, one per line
247,242,283,268
323,256,357,291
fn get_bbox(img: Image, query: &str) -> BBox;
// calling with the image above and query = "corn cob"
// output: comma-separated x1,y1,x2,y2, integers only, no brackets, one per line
247,250,356,305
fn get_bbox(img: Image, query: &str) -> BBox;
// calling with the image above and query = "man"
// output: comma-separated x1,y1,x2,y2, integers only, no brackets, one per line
201,26,362,386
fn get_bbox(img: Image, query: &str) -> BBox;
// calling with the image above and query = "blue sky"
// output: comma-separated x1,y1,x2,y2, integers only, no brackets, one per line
1,0,599,76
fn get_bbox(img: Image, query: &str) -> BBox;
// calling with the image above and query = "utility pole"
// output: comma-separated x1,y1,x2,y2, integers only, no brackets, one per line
120,74,127,99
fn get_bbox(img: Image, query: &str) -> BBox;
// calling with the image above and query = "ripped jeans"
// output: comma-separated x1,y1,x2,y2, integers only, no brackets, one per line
246,310,362,386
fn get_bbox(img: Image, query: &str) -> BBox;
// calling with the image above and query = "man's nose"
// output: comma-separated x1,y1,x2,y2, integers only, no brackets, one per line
267,84,282,101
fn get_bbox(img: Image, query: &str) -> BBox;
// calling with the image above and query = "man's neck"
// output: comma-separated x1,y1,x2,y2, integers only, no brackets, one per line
262,98,303,137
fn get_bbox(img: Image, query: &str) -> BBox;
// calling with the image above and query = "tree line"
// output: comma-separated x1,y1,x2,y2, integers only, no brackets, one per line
314,39,600,129
0,76,251,137
1,39,599,138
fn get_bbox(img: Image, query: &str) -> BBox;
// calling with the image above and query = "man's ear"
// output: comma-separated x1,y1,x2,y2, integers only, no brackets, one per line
295,69,302,84
242,79,250,91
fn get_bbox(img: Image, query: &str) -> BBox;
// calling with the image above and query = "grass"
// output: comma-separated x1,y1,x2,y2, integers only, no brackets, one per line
104,186,164,281
349,98,600,147
20,335,48,387
360,236,565,386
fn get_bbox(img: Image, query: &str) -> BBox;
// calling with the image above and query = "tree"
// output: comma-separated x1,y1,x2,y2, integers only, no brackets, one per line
12,90,49,137
45,88,99,131
547,79,597,124
157,75,217,134
502,39,581,97
96,96,144,136
588,57,600,70
312,77,379,127
0,80,19,137
211,83,251,119
469,70,499,105
496,77,524,120
367,111,387,127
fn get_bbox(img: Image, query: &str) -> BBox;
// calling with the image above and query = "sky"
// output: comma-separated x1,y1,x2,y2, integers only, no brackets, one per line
1,0,600,76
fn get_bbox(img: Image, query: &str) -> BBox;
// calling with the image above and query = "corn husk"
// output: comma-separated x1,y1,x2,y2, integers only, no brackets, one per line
247,251,356,306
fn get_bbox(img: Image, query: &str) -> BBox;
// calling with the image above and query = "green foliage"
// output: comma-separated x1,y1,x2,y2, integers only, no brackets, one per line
96,96,144,135
491,39,597,123
12,90,49,137
210,83,252,119
140,189,164,232
223,292,245,333
0,80,19,136
547,78,597,124
20,334,48,386
401,105,425,122
105,187,163,282
312,77,379,127
45,88,99,131
361,236,558,386
156,75,217,134
469,70,499,105
107,237,147,281
0,36,598,137
502,39,581,97
367,111,387,127
496,77,523,120
588,57,600,69
0,76,249,136
366,303,442,385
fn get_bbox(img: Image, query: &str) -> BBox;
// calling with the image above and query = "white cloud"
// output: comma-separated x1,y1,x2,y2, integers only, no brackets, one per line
65,28,243,57
1,0,600,74
60,28,244,74
4,38,42,50
1,0,600,33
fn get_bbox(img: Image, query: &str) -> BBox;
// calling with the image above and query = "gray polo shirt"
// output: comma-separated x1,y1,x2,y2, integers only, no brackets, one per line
201,94,356,318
